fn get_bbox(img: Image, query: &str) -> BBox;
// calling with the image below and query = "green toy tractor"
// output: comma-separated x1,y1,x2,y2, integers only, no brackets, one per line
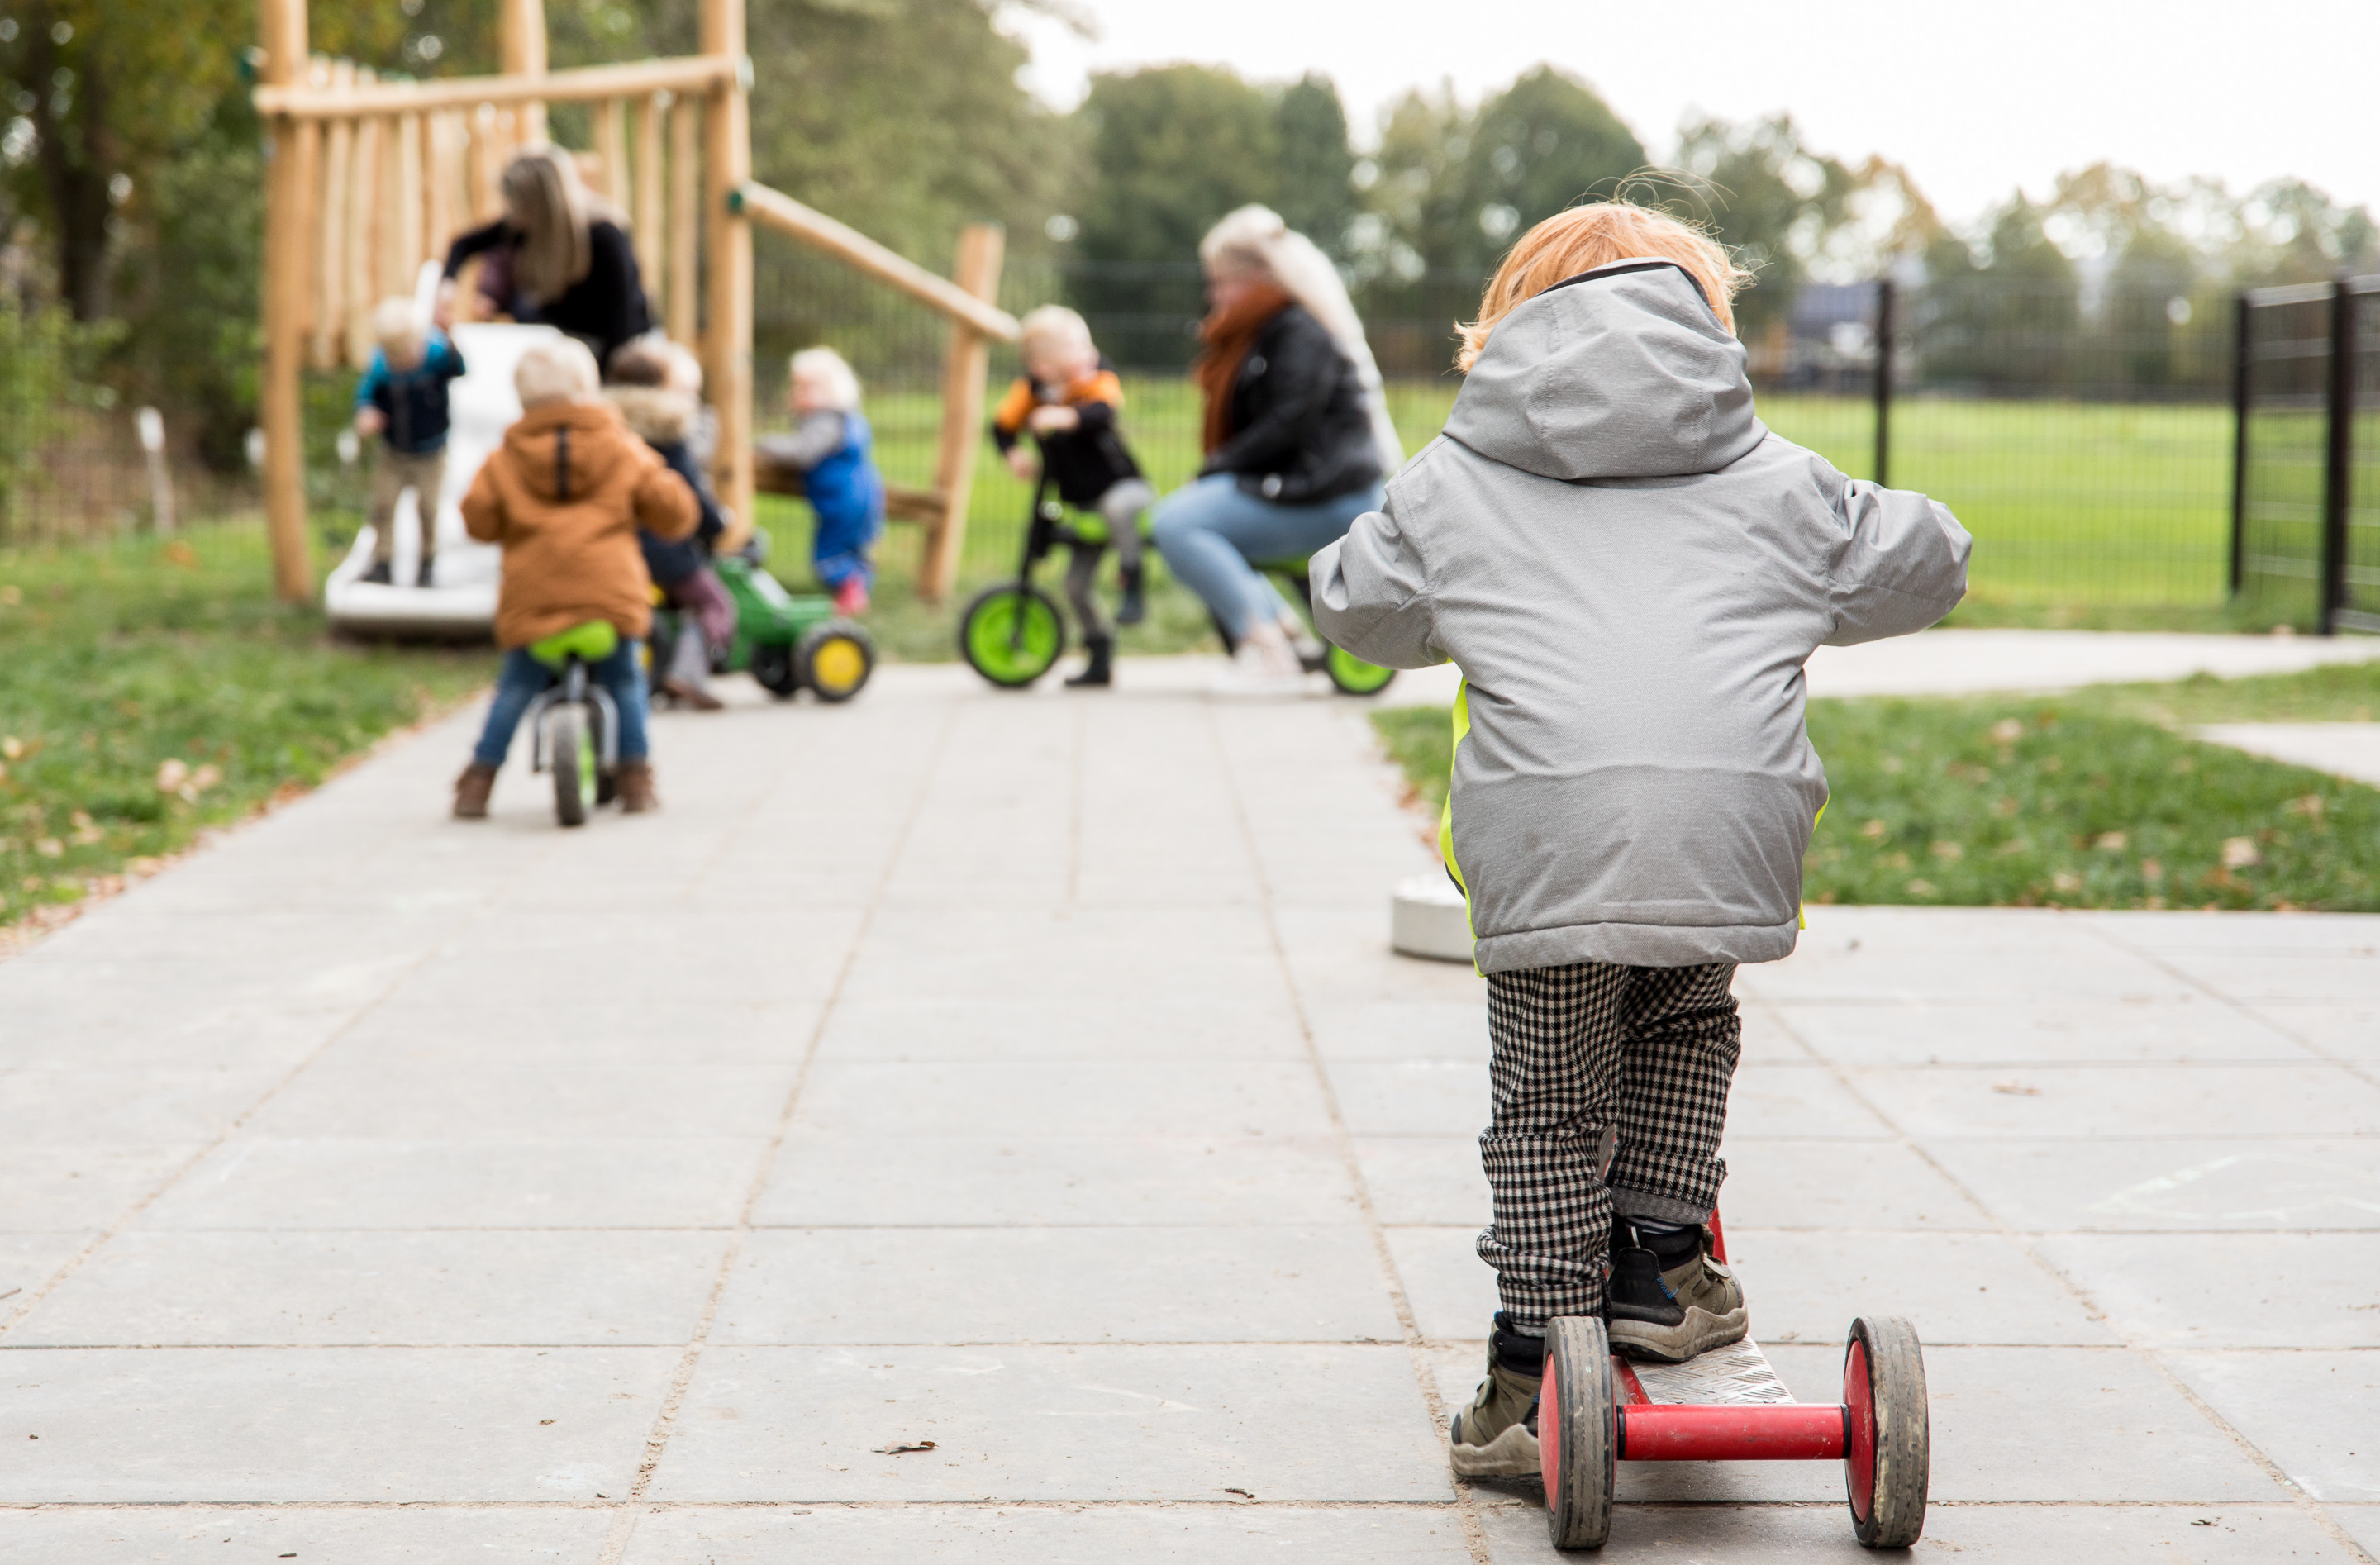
651,530,877,702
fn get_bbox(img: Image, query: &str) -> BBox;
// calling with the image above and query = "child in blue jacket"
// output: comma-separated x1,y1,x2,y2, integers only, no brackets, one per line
354,297,466,587
756,347,884,616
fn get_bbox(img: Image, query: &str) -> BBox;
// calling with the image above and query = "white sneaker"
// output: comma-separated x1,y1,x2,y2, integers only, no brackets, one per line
1211,626,1309,697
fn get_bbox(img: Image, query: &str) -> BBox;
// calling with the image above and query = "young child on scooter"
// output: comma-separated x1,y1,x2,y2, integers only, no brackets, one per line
755,346,884,616
354,297,466,587
1311,201,1971,1478
450,338,698,820
990,305,1154,687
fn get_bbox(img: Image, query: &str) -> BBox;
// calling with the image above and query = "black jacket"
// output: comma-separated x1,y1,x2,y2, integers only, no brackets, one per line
988,359,1143,510
1201,303,1381,505
445,218,653,365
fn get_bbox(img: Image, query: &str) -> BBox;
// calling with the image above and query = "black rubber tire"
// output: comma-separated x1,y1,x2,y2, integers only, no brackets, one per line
1845,1315,1929,1548
1542,1315,1615,1550
548,706,590,828
796,619,876,703
750,642,800,699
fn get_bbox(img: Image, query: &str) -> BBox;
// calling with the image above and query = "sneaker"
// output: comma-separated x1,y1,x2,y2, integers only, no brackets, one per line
1449,1313,1545,1478
451,763,496,820
831,578,870,616
1211,625,1307,697
1606,1222,1747,1364
361,559,393,586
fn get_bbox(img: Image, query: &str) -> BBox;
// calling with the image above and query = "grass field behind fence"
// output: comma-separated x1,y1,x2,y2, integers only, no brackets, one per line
823,380,2240,631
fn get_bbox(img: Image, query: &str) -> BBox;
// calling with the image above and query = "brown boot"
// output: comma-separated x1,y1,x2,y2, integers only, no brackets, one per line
659,675,724,711
452,762,497,820
616,759,658,813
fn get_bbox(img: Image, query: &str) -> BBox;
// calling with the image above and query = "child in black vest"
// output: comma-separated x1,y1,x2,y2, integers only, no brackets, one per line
354,297,466,587
991,306,1154,687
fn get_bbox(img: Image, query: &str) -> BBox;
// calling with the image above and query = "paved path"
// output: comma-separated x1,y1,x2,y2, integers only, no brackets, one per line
2199,724,2380,789
2,664,2378,1562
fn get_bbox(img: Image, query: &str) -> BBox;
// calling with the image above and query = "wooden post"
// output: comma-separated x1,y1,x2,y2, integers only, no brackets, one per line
259,0,313,601
501,0,548,144
667,94,699,345
635,93,664,304
921,221,1004,602
345,97,380,363
316,62,355,366
394,110,425,280
702,0,753,545
302,59,334,369
590,97,621,200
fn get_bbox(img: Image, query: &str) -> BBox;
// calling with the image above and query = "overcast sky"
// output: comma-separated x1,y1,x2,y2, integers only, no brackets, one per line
1004,0,2378,229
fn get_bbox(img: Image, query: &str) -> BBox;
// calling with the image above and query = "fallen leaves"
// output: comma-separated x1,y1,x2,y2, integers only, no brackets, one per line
2094,831,2128,851
873,1439,937,1456
1992,1081,2040,1096
2221,836,2262,869
155,759,221,803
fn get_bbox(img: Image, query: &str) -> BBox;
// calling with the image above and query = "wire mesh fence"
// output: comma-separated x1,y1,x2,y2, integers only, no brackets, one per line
2239,274,2380,631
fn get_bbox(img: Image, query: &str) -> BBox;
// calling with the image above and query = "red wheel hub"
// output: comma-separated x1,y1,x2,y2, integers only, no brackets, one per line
1843,1337,1876,1522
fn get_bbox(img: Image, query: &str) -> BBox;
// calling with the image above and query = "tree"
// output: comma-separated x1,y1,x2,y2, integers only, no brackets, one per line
1273,73,1356,255
1671,114,1858,332
1073,64,1281,273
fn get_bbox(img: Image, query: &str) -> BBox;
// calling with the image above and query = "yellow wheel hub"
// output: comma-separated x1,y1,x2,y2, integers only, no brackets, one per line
811,636,867,693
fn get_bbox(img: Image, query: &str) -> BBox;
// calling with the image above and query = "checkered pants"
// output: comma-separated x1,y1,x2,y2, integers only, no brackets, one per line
1476,961,1741,1325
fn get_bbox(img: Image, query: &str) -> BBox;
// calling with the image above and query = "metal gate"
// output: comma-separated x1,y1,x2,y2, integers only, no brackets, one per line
2235,274,2380,632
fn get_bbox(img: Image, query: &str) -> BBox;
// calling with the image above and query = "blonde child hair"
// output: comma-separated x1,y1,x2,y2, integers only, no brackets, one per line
1018,304,1094,362
789,346,862,411
515,338,602,408
1457,200,1752,371
371,296,424,358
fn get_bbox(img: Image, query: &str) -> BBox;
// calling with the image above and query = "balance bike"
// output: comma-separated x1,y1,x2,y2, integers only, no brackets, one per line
1538,1215,1930,1551
1222,555,1397,697
956,478,1119,688
521,621,621,829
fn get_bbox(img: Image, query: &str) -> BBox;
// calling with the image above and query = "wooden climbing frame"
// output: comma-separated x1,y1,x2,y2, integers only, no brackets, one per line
254,0,1018,606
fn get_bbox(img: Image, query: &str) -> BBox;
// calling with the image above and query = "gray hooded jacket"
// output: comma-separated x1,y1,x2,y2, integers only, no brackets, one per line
1312,259,1971,973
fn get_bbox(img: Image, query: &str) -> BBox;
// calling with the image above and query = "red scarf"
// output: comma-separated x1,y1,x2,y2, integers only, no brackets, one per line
1193,283,1293,454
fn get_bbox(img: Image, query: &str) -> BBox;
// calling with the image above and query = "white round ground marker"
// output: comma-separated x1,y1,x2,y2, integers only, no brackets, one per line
1392,873,1473,963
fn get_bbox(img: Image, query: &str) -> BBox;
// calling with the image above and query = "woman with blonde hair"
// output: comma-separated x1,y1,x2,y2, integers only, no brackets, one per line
438,145,654,365
1150,205,1402,692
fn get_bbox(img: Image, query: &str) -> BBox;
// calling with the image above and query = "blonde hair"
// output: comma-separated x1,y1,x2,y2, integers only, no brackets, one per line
1018,304,1094,361
1457,201,1751,371
370,296,423,356
502,145,604,305
789,346,861,411
515,338,601,408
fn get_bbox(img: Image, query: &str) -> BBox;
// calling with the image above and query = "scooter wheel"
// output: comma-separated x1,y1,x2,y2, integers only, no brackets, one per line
546,705,593,828
1324,642,1397,696
959,583,1064,688
1541,1315,1615,1551
1844,1315,1929,1548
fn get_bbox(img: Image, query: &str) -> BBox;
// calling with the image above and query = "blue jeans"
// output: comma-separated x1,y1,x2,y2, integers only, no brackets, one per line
1150,473,1386,638
471,640,651,768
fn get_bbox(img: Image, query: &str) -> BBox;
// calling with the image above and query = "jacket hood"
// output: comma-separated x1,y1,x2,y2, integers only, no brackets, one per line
502,402,637,503
1445,259,1762,482
605,384,694,446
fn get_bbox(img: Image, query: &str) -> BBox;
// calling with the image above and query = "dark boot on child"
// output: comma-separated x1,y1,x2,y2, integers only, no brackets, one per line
1066,633,1114,687
1448,1311,1545,1477
1116,563,1146,626
452,763,496,820
1606,1220,1747,1364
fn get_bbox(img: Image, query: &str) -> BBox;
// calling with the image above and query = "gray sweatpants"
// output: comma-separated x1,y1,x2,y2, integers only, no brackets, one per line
1061,478,1154,640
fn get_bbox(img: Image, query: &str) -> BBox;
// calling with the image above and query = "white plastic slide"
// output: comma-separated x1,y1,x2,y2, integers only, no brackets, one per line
323,320,562,639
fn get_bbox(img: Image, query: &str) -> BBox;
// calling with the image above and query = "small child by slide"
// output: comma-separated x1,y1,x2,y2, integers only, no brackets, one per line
353,297,466,587
756,347,885,616
1311,199,1972,1478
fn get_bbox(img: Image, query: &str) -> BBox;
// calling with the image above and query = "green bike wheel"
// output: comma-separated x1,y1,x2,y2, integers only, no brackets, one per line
1324,642,1397,697
959,583,1065,688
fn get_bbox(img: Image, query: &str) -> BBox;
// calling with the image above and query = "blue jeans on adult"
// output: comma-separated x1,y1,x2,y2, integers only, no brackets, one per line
471,639,651,768
1150,473,1387,640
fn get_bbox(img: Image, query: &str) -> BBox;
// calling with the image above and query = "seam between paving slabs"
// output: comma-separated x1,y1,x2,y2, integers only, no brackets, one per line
1203,702,1493,1565
0,831,550,1341
594,700,962,1565
1760,1002,2380,1559
2078,920,2380,1096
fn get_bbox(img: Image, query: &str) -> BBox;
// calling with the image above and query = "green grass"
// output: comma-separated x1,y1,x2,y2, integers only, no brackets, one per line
1373,659,2380,911
0,523,486,930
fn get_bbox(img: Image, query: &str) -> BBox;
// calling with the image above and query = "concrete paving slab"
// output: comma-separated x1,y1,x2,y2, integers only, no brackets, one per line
2073,909,2380,951
753,1135,1360,1227
2166,1351,2380,1502
1844,1062,2380,1139
0,998,362,1069
618,1503,1473,1564
138,1138,764,1230
815,997,1309,1062
1355,1138,1489,1226
7,1230,730,1346
2197,722,2380,788
333,999,826,1068
2251,1004,2380,1060
787,1061,1338,1140
0,1231,96,1304
1740,944,2199,1004
0,1142,205,1231
1926,1139,2380,1232
2334,1506,2380,1558
0,1066,280,1146
1722,1063,1898,1139
0,1344,674,1501
1307,999,1489,1061
0,1504,612,1563
1327,1058,1490,1137
1706,1139,1992,1230
1384,1226,1495,1341
241,1063,800,1140
2036,1234,2380,1348
2130,950,2380,1003
646,1344,1452,1503
1771,998,2319,1065
712,1226,1400,1344
1723,1230,2120,1346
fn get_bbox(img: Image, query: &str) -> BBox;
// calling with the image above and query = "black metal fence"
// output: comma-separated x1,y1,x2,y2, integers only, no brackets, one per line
2236,275,2380,633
